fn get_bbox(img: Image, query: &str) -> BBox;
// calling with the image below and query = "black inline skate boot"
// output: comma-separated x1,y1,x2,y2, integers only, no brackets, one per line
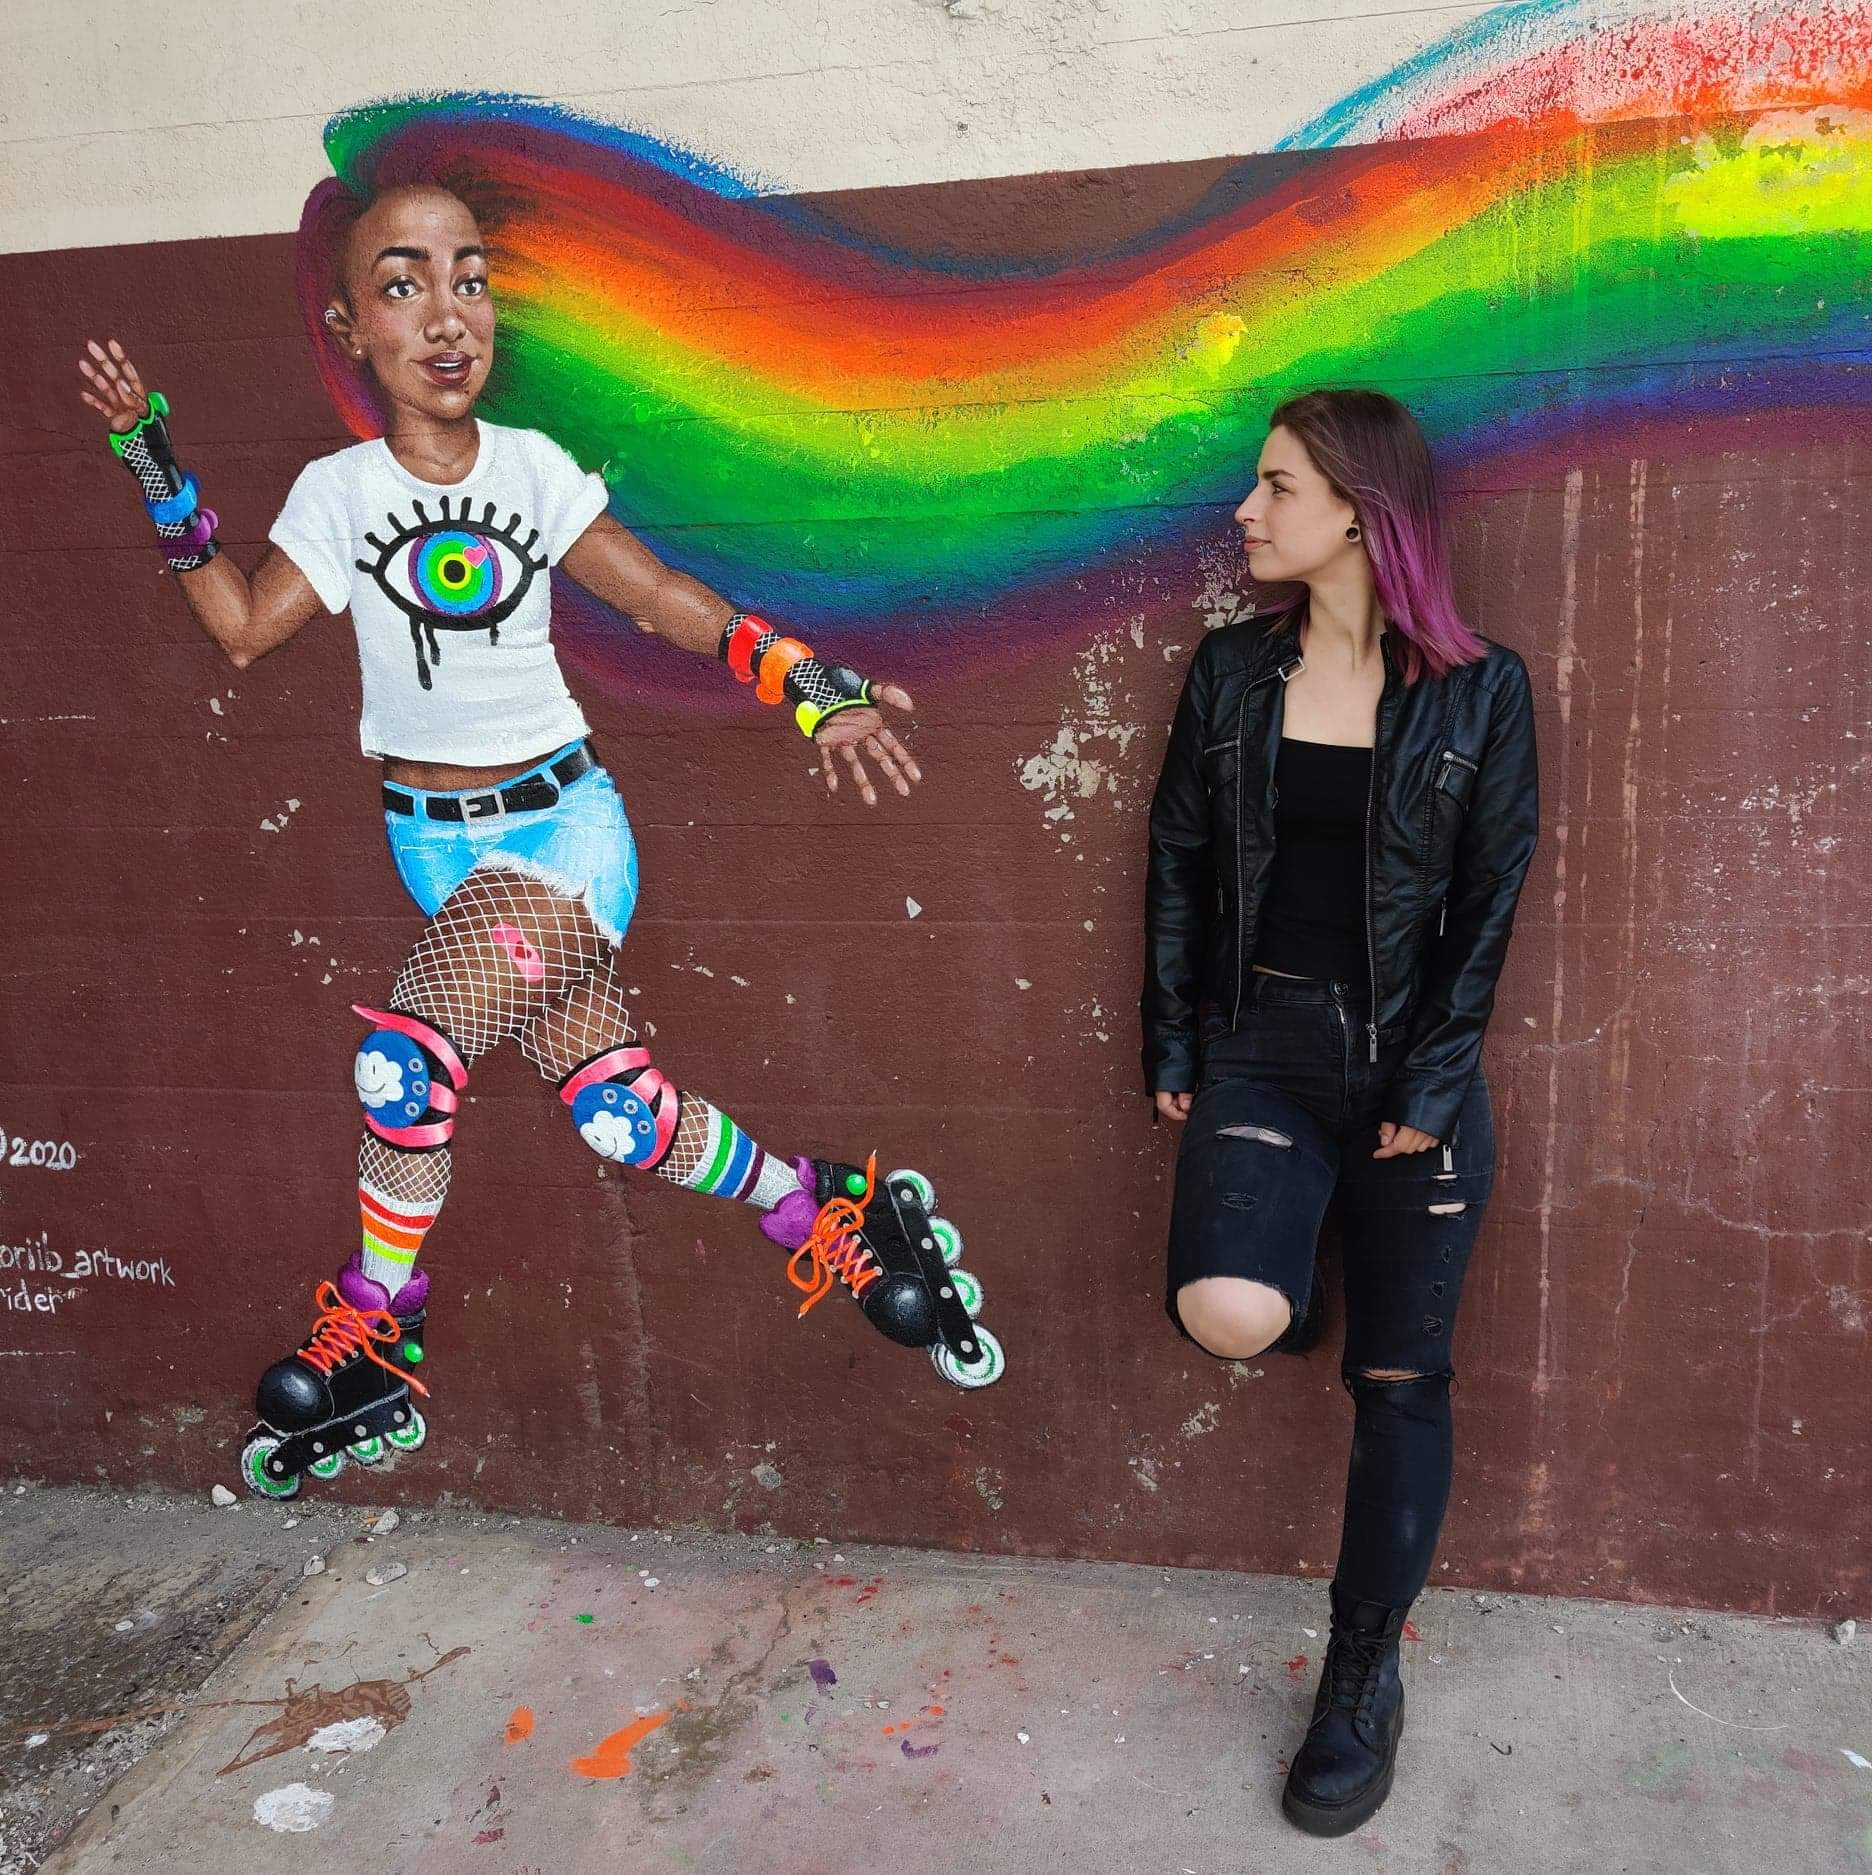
759,1155,1006,1388
238,1256,430,1498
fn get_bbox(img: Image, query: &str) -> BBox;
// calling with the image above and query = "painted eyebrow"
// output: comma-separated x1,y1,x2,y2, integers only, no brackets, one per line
372,244,486,266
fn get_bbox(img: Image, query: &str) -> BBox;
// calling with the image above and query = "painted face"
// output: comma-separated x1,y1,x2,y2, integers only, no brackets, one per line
1233,424,1360,584
333,188,496,421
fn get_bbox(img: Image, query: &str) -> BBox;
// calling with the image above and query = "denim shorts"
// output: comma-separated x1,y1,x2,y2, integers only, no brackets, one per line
1165,972,1497,1378
383,743,641,946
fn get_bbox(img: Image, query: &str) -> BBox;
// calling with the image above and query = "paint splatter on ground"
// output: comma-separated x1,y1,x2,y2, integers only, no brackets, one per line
1285,1655,1310,1677
220,1647,471,1775
504,1706,535,1745
304,1717,385,1755
252,1782,334,1832
569,1709,674,1780
807,1660,838,1691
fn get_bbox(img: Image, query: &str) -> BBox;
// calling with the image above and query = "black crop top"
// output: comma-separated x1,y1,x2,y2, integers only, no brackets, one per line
1251,737,1373,985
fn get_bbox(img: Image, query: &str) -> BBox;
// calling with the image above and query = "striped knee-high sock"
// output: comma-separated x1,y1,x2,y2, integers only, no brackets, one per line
656,1097,800,1209
359,1178,443,1294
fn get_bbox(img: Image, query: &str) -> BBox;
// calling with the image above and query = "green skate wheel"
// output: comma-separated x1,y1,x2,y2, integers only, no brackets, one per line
943,1268,984,1318
387,1409,427,1454
926,1217,964,1267
308,1449,345,1481
887,1168,935,1211
931,1322,1005,1390
348,1434,386,1466
240,1435,299,1500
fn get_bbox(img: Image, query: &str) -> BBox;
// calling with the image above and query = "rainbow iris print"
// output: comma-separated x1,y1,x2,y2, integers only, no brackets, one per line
307,0,1872,665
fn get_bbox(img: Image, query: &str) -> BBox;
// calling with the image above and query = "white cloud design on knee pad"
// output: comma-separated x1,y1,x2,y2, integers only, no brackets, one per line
354,1048,407,1110
579,1110,641,1163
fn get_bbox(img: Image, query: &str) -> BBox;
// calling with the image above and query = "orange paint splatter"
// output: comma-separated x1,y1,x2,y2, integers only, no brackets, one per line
570,1709,674,1780
503,1706,535,1745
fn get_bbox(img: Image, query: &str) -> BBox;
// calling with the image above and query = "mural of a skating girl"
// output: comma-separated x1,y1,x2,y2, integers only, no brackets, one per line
77,181,1006,1497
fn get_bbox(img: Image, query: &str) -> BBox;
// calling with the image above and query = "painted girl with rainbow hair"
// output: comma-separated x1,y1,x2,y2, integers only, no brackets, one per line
78,176,1006,1498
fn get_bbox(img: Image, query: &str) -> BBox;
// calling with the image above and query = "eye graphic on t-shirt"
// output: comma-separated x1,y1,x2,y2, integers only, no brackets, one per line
355,495,550,690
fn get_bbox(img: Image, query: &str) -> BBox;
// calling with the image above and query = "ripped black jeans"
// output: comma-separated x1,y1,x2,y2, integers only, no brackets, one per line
1165,971,1496,1608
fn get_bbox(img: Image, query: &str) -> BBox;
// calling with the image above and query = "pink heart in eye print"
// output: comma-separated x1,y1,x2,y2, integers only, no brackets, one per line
463,544,490,567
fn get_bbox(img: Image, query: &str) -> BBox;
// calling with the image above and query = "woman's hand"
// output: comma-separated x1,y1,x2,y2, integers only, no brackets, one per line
77,338,151,432
1154,1091,1193,1123
1373,1121,1438,1159
813,683,922,806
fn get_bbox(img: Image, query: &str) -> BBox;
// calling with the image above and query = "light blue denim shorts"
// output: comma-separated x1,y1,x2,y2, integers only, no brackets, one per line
383,742,641,946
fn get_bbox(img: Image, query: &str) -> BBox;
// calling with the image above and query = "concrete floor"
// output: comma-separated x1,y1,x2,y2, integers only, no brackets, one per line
2,1482,1868,1875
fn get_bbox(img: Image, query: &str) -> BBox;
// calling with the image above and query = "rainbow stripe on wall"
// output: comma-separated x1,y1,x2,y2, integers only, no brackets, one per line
310,0,1872,665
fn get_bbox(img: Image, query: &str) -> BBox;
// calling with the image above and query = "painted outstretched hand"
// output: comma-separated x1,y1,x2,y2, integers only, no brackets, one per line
77,338,152,432
811,682,922,807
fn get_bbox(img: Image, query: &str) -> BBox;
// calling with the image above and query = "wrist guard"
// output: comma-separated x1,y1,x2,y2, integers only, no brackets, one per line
719,611,875,739
110,391,220,571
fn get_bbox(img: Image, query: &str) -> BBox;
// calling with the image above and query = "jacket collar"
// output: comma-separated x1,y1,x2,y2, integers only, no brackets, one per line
1246,610,1396,681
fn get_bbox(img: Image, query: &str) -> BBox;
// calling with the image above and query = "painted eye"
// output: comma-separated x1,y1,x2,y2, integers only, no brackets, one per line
355,496,551,689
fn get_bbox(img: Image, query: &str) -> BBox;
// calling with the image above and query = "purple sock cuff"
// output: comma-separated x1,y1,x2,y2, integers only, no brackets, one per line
338,1252,430,1317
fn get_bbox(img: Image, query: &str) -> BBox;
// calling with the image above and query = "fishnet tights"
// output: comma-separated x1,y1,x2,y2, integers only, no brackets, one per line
366,866,733,1204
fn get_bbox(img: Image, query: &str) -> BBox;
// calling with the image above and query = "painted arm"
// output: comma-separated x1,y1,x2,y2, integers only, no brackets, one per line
561,511,923,806
78,340,323,670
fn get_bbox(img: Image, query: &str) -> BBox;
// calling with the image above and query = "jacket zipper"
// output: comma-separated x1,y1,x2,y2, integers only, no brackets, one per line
1231,653,1305,1028
1436,749,1478,791
1363,641,1397,1063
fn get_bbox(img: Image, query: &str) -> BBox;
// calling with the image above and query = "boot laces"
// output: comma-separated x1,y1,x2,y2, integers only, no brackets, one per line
299,1280,430,1398
787,1155,882,1316
1326,1626,1391,1713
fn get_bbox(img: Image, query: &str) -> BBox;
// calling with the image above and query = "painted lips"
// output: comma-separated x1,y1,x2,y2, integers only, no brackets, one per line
420,354,473,386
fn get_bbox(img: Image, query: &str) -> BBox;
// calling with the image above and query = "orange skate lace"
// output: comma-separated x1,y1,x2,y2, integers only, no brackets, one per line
787,1155,881,1317
299,1280,430,1398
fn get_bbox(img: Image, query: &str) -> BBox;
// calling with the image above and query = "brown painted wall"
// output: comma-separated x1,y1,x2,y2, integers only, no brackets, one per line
2,163,1867,1621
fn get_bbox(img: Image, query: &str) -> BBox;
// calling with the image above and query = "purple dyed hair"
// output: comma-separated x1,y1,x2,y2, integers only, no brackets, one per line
296,178,388,436
1255,388,1486,683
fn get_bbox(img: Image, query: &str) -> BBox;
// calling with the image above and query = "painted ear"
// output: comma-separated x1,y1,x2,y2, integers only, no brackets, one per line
323,298,359,354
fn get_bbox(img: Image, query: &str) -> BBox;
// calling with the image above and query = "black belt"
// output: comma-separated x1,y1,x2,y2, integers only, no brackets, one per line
382,740,598,821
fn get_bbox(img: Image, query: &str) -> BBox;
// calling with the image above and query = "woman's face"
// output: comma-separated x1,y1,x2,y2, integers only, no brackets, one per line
329,187,496,423
1233,424,1360,584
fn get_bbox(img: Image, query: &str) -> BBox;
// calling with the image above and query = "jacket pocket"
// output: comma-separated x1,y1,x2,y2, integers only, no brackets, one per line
1199,739,1239,792
1433,748,1479,806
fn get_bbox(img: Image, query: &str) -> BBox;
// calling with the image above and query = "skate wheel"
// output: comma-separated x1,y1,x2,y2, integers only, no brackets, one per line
943,1268,984,1319
388,1409,427,1454
930,1322,1005,1390
886,1168,935,1211
308,1450,346,1481
240,1434,299,1501
926,1216,964,1267
348,1434,386,1466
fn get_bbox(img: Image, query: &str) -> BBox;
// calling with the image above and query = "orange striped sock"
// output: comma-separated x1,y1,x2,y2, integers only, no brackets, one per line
359,1180,440,1295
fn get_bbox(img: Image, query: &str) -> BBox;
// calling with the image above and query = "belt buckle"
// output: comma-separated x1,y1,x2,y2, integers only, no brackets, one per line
461,790,505,820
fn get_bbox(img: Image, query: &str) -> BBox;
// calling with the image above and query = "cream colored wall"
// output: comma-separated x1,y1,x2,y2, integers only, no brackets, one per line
0,0,1492,251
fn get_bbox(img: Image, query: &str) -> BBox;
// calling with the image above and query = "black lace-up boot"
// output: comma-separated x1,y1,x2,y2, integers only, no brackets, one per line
1281,1580,1409,1835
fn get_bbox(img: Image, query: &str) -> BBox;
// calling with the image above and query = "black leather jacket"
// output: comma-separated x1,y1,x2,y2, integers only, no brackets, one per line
1142,614,1539,1142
